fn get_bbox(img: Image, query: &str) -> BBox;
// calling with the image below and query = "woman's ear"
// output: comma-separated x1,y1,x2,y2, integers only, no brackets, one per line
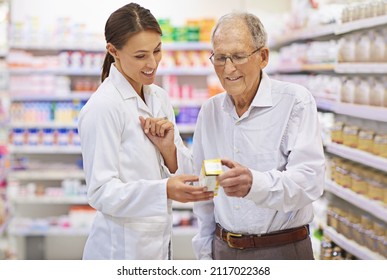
106,43,118,59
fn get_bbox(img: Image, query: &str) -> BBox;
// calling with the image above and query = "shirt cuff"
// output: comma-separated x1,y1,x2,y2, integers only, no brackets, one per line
244,169,271,204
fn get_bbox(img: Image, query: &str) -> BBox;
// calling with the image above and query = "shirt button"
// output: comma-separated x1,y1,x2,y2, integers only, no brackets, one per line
234,205,240,210
234,147,239,153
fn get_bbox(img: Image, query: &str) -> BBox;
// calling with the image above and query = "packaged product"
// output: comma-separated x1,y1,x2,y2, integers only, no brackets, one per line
199,158,223,196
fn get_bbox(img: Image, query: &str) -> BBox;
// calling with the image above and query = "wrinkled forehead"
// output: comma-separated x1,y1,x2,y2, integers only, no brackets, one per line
213,19,254,52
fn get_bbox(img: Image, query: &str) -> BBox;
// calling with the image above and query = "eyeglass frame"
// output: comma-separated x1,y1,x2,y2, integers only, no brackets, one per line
209,46,263,66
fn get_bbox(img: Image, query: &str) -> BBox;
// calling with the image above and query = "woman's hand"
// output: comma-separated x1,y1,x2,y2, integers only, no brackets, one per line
167,175,214,203
139,116,175,151
139,116,178,172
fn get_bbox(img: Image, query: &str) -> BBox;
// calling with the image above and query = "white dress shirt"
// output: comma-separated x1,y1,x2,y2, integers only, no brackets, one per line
192,71,325,259
78,64,193,259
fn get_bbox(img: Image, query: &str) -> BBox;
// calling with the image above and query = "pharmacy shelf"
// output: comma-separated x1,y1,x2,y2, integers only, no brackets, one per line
9,224,196,237
323,226,385,260
9,43,105,52
9,68,100,76
335,14,387,35
8,170,84,180
176,124,196,134
315,98,387,123
10,41,212,52
325,180,387,223
10,92,93,101
10,66,214,76
9,145,81,154
8,225,90,237
158,67,213,76
172,226,198,236
162,41,212,51
334,63,387,74
0,215,10,235
10,196,87,205
10,122,194,135
171,99,204,107
275,63,387,74
10,122,78,129
325,142,387,173
271,15,387,49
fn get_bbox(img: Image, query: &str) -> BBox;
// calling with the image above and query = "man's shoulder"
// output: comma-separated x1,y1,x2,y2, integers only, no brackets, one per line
202,92,227,106
271,78,313,104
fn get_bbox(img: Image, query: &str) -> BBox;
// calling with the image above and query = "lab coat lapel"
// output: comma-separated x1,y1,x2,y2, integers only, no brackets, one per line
143,85,163,118
109,64,153,116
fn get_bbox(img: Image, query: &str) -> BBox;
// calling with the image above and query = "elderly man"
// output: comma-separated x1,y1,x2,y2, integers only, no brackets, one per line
192,12,325,260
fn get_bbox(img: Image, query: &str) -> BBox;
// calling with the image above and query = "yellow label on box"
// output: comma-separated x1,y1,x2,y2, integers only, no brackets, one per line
199,159,222,195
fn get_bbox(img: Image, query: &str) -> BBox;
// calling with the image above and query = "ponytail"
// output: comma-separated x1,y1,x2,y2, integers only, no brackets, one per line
101,52,115,82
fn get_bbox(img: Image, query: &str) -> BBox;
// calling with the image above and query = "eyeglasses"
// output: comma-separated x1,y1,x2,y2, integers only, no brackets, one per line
209,47,262,66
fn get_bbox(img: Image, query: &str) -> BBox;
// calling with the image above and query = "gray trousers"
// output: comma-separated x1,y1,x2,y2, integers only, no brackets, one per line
212,235,315,260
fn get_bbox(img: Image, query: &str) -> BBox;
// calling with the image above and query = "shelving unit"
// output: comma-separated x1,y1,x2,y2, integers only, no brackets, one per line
325,180,387,224
323,226,385,260
0,0,9,260
2,39,216,259
271,11,387,260
270,15,387,50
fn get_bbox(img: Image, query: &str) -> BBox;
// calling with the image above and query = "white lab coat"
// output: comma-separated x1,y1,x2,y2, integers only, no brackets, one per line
78,64,193,259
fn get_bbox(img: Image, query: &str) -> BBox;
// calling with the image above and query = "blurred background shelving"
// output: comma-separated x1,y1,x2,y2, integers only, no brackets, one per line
0,0,386,260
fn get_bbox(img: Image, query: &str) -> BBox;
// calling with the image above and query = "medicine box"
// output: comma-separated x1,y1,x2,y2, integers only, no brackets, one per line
199,159,222,196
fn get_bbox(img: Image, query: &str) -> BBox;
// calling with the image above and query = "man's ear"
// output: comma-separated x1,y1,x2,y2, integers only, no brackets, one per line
106,43,118,58
258,47,269,69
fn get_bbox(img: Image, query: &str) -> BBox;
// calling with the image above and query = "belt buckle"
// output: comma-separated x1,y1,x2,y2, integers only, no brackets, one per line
226,232,243,249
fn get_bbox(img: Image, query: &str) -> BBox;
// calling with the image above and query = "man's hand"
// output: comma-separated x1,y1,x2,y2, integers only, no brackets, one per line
217,158,253,197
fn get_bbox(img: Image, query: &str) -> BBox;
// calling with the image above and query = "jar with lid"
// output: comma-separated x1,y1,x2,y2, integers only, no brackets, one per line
320,238,333,260
343,122,360,148
373,133,387,157
335,160,352,188
369,78,384,106
367,171,385,201
340,77,356,103
355,33,371,63
331,121,344,144
382,174,387,205
358,128,375,153
350,164,368,195
327,205,340,230
330,157,341,183
332,246,344,260
372,121,387,157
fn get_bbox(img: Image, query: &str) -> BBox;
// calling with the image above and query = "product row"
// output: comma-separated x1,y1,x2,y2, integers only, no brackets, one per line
320,238,358,260
273,74,387,107
327,155,387,204
8,49,214,72
9,127,80,147
277,27,387,66
341,0,387,23
9,100,202,126
326,198,386,258
330,116,387,158
10,16,216,49
9,75,99,95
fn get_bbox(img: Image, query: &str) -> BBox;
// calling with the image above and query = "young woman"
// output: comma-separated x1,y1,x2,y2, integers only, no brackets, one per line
78,3,213,260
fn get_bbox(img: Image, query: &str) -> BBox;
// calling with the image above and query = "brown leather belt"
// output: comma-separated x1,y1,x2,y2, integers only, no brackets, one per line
215,223,309,250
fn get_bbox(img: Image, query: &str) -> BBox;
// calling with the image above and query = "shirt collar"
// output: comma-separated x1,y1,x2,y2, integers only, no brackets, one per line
222,70,273,113
109,64,138,100
108,63,156,115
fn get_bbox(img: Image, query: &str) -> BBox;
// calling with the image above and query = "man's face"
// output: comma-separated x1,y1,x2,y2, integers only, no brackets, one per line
212,19,268,99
